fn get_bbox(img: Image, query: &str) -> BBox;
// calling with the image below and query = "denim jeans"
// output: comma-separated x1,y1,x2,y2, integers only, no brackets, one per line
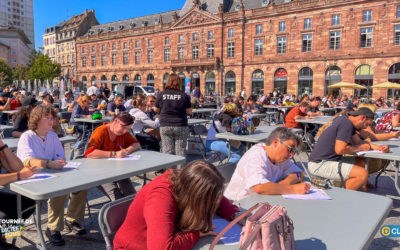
205,140,243,164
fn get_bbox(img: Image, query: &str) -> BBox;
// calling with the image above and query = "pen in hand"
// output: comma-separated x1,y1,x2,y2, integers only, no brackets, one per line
56,154,65,162
118,143,123,151
296,173,302,183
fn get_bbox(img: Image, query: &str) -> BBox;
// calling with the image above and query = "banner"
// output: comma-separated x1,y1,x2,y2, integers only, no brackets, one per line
185,78,191,94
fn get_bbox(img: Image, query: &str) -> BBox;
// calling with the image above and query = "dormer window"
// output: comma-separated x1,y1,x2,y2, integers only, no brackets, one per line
235,4,240,11
261,0,270,7
119,25,124,30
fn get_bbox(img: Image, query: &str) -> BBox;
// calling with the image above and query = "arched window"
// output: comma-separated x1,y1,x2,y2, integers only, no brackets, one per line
205,72,215,96
298,67,313,96
82,76,87,91
91,76,96,85
134,74,142,84
147,74,154,87
225,71,236,96
274,68,287,94
122,74,129,82
388,63,400,98
355,64,373,98
251,69,264,96
111,75,118,82
101,75,107,84
163,73,170,90
325,66,342,97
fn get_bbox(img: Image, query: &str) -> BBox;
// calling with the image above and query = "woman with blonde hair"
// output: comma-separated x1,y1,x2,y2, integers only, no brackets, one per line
114,160,239,249
70,94,92,135
129,98,160,151
154,73,192,157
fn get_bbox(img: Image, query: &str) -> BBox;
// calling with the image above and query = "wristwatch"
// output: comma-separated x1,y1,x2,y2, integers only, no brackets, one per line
0,144,8,151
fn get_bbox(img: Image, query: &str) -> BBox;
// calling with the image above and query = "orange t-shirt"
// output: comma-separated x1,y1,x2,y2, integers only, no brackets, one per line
85,123,139,157
285,107,306,128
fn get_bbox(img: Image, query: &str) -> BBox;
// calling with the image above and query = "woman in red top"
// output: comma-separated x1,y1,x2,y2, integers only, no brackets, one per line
114,160,239,250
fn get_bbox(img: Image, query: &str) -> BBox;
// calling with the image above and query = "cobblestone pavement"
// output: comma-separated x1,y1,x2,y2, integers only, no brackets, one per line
6,144,400,250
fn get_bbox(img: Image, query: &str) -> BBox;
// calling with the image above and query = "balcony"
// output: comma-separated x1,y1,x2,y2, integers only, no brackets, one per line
171,57,220,68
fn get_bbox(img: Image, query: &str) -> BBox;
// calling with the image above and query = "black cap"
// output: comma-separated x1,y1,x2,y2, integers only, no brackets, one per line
349,107,375,119
21,96,37,106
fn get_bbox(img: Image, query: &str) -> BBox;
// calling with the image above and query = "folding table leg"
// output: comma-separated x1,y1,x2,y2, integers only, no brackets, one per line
34,201,47,250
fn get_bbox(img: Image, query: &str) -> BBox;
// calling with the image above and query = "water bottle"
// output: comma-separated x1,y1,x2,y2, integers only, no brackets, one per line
101,109,105,117
115,108,119,116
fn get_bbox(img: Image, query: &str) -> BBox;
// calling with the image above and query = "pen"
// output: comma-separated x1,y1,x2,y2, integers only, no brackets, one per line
296,173,302,183
56,154,65,162
118,143,123,151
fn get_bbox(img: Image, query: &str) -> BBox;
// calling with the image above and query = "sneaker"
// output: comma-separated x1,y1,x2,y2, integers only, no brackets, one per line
65,220,86,235
45,228,65,246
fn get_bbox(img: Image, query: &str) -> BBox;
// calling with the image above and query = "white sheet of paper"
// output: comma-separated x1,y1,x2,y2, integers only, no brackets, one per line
213,218,242,245
107,155,141,161
14,174,57,185
388,138,400,141
356,150,384,156
63,162,81,169
282,189,331,200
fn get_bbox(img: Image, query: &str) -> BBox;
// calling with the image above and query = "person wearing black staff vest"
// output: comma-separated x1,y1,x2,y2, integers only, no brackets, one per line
154,73,192,159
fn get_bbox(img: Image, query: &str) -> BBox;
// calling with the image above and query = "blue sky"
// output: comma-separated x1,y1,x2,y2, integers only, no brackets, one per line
34,0,186,49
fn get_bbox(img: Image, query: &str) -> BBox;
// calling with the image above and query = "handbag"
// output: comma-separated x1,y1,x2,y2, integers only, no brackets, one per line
210,203,295,250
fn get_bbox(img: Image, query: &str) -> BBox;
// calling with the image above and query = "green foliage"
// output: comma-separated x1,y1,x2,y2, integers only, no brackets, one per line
0,58,12,86
29,54,61,81
12,64,29,81
27,49,41,69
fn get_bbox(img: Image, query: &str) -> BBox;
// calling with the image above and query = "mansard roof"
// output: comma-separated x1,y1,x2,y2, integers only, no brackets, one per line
84,10,177,36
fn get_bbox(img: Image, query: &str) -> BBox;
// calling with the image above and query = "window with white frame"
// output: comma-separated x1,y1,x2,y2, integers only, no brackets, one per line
277,36,286,54
164,48,170,62
178,47,184,60
227,42,235,57
304,18,312,29
228,28,234,38
254,39,263,56
256,24,263,34
207,44,214,58
192,45,199,59
302,34,312,52
329,31,341,50
363,10,372,22
360,27,373,47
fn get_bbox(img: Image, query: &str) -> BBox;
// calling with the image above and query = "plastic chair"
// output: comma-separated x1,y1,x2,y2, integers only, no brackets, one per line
191,124,225,163
215,162,237,182
98,194,136,250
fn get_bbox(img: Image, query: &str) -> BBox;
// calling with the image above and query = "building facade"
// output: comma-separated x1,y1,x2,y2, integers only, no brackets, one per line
0,0,34,49
0,41,9,63
76,0,400,99
0,27,30,67
56,9,98,83
43,21,65,63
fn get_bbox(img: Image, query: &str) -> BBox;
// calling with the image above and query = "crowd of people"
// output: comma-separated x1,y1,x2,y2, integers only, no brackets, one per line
0,79,400,249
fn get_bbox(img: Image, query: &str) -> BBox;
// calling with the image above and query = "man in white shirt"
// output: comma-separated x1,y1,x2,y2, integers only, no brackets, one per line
224,127,310,201
86,83,99,97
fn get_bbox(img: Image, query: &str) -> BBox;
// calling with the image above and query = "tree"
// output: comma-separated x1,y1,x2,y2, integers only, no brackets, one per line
29,54,61,81
12,64,29,82
27,49,41,69
0,58,12,86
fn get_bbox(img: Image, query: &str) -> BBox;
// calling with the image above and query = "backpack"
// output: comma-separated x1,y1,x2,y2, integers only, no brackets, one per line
232,116,254,135
375,110,400,132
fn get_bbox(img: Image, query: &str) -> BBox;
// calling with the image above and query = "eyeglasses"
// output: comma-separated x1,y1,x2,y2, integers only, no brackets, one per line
280,140,297,155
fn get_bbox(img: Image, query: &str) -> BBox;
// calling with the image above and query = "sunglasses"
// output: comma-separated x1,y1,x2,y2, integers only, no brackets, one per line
280,140,297,155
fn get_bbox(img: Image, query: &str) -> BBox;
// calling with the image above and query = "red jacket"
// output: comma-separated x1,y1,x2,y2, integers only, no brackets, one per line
113,171,239,250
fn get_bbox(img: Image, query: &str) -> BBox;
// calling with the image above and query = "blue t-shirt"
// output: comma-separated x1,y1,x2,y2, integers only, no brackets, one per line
107,102,126,113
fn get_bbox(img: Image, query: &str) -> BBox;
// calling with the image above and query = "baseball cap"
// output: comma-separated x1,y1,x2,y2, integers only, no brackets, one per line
349,107,375,120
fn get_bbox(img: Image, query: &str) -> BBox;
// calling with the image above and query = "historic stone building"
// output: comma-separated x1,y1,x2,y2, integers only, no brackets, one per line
76,0,400,99
56,9,98,83
43,21,65,63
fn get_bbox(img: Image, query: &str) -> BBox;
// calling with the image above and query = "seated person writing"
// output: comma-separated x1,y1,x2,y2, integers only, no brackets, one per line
307,97,323,116
85,112,141,200
285,101,309,128
309,108,389,191
17,105,87,246
224,127,310,201
0,138,39,249
206,103,244,164
114,160,239,249
107,94,126,116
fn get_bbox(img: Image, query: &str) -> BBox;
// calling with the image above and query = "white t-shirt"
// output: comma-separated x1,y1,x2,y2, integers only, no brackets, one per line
87,86,99,96
224,143,301,201
17,130,66,162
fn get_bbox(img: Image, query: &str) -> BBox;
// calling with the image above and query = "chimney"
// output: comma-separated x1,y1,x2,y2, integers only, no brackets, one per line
85,9,88,15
